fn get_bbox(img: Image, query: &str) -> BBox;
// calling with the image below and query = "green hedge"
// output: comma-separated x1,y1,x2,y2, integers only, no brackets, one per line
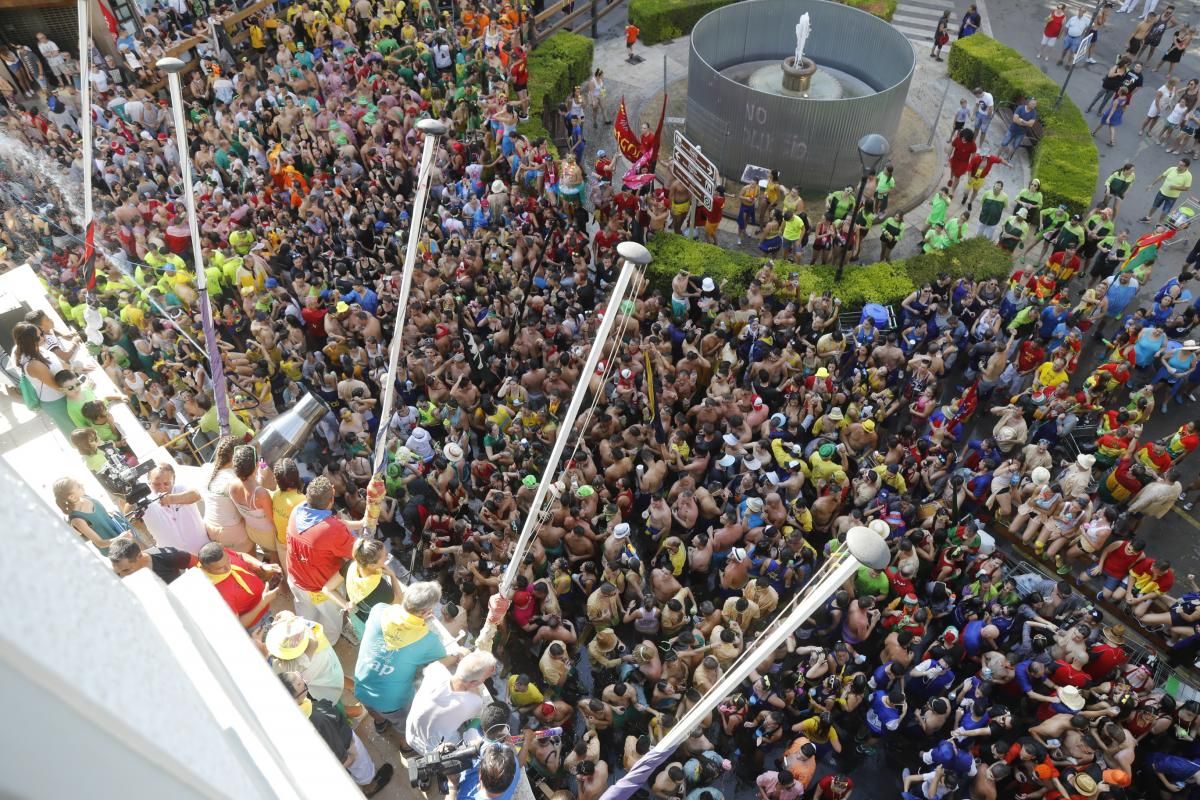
840,0,897,22
948,34,1097,216
645,234,1014,308
629,0,894,46
521,32,594,155
646,233,761,294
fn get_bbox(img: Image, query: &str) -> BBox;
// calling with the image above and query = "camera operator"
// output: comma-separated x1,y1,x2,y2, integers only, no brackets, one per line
140,463,208,554
406,650,499,756
455,702,526,800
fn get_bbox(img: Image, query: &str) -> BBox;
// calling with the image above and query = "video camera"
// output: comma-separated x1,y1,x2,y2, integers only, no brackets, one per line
95,443,156,519
407,742,480,795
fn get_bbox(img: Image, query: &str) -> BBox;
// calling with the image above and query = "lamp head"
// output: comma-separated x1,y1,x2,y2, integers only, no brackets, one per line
156,57,186,75
416,119,448,136
616,241,653,265
845,526,891,570
857,133,890,171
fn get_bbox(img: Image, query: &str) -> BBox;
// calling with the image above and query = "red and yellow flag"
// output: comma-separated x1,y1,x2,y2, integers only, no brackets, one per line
613,97,642,163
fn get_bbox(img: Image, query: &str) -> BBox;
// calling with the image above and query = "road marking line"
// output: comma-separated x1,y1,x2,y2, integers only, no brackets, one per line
1174,506,1200,531
894,24,936,40
893,10,955,24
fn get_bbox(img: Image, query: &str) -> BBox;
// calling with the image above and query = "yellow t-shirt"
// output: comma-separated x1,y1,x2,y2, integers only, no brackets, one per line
271,488,305,544
1035,361,1068,388
797,716,840,746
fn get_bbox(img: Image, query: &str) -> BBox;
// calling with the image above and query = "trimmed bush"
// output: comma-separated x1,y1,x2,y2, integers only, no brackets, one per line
840,0,897,22
902,236,1014,289
645,234,1012,309
629,0,896,46
948,34,1098,215
629,0,732,45
646,234,760,295
524,32,594,156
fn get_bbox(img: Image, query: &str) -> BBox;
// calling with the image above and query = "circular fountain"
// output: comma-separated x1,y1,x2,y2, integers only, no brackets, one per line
685,0,915,191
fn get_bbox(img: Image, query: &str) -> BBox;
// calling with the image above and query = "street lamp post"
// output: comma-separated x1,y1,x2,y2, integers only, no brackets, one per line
835,133,891,282
156,56,233,436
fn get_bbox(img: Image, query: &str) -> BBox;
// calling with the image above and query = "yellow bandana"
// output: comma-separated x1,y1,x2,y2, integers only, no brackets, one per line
204,563,255,595
382,610,429,650
346,563,383,606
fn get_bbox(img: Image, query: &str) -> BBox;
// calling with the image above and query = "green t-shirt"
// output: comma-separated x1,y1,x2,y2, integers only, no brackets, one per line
782,216,806,241
854,566,890,599
1160,167,1193,198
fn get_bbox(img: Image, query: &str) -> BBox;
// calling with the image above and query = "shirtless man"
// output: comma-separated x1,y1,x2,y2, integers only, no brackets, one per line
668,177,691,235
971,761,1012,800
575,759,610,800
842,417,879,456
1030,712,1091,749
843,596,881,646
720,547,752,592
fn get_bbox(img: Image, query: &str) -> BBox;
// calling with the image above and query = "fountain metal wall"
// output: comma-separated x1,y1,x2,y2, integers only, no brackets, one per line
686,0,915,192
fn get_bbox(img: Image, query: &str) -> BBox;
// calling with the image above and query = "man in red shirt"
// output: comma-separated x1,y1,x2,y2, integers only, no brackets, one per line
300,295,328,344
198,542,280,629
702,188,726,244
1047,245,1083,282
812,773,853,800
1083,624,1129,681
963,149,1010,209
1093,537,1147,601
1013,337,1046,390
287,476,360,644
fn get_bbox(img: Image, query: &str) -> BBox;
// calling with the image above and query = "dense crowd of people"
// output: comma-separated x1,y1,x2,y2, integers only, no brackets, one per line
7,1,1200,799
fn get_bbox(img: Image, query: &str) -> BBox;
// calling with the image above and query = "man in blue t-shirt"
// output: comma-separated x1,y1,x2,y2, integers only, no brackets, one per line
866,686,907,737
999,97,1039,160
354,582,449,736
1150,752,1200,791
457,745,521,800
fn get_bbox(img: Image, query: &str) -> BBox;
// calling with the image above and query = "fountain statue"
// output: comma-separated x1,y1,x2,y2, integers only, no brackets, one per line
782,12,817,94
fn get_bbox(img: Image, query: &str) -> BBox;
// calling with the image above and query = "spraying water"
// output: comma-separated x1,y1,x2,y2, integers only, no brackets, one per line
0,130,84,225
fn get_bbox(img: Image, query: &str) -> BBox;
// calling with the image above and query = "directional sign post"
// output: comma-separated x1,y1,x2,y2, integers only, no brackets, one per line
671,130,720,212
1055,32,1093,110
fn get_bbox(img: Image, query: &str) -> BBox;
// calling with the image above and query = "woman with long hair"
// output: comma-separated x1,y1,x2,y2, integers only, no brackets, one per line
12,321,73,432
52,477,131,551
345,538,401,639
201,436,252,552
271,457,306,575
228,445,277,557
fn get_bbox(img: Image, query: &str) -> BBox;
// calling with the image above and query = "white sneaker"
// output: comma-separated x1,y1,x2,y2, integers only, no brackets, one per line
1087,58,1097,64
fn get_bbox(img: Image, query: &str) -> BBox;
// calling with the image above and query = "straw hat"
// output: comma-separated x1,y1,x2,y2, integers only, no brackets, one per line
1076,453,1096,470
265,615,312,661
746,497,764,512
1057,685,1085,711
442,442,464,463
1031,467,1051,486
1070,773,1100,798
1103,624,1126,645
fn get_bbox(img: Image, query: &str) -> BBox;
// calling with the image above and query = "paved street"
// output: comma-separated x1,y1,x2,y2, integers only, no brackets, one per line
963,0,1200,574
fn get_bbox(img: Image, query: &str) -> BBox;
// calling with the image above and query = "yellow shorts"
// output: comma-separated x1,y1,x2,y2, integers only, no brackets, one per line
966,175,986,191
671,200,690,215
